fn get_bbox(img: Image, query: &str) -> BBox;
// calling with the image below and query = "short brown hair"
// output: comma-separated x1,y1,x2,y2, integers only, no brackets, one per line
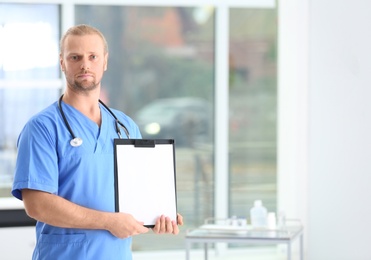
60,24,108,54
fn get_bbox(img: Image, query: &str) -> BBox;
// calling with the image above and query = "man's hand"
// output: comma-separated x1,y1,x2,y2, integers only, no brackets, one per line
152,213,184,235
106,212,149,238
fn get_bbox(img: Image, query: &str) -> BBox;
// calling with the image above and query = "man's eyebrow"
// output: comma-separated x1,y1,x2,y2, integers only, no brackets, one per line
68,51,98,55
67,52,81,56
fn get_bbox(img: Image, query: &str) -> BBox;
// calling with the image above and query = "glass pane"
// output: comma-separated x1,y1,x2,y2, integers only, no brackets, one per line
229,8,277,224
0,4,60,199
0,4,60,80
75,6,215,251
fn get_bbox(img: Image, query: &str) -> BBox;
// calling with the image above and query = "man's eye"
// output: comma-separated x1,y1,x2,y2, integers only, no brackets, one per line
91,55,97,59
71,56,79,60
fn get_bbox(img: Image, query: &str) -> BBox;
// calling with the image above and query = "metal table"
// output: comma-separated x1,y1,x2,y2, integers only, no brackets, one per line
185,225,303,260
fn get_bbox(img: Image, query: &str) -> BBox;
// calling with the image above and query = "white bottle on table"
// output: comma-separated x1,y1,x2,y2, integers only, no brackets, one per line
267,212,277,229
250,200,268,229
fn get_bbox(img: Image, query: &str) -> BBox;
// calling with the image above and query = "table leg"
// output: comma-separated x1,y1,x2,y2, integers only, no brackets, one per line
204,243,208,260
300,233,304,260
287,242,291,260
185,241,190,260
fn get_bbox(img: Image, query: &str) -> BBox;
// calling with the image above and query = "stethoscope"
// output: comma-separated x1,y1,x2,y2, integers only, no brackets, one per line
58,95,130,147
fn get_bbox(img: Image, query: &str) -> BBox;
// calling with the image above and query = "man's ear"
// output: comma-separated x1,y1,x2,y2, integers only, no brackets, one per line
104,53,109,71
60,53,65,72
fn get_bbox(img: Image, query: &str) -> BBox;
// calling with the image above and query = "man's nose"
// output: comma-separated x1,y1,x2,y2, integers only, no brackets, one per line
80,57,90,70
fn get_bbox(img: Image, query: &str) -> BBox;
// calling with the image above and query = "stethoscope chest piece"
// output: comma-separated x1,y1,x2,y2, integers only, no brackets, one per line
70,137,83,147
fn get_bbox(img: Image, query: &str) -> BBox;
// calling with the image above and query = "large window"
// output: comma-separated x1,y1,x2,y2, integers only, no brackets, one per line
0,1,277,255
0,4,61,202
229,8,277,219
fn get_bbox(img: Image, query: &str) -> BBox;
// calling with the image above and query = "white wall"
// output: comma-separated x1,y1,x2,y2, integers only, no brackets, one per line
308,0,371,259
279,0,371,259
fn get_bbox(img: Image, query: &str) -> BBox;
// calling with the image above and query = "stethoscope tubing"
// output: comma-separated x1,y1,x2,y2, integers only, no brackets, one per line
58,95,130,146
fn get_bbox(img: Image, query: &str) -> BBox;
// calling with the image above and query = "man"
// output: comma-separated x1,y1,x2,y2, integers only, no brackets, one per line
12,24,183,260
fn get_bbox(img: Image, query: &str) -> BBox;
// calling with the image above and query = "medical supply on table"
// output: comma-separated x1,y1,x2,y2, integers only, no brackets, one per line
250,200,268,228
277,211,287,229
226,216,247,227
267,212,277,229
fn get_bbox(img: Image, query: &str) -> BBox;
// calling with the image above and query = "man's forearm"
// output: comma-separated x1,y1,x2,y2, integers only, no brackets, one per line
22,189,111,230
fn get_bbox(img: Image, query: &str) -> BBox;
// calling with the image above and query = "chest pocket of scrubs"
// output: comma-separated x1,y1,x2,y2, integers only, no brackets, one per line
37,233,87,260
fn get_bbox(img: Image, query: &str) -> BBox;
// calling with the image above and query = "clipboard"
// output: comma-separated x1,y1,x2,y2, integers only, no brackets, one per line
114,139,177,228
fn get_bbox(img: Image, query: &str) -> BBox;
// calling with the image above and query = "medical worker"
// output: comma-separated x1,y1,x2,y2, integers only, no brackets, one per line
12,24,183,260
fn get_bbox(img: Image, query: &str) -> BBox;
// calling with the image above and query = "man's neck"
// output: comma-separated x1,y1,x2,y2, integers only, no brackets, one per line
62,90,102,126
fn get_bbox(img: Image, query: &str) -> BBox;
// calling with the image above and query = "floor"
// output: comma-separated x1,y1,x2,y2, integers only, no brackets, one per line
133,246,301,260
1,227,303,260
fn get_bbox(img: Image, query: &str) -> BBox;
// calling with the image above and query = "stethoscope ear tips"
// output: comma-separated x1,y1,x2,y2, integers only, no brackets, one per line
70,137,83,147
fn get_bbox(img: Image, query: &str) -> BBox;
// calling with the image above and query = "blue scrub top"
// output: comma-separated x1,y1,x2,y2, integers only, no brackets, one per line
12,101,142,260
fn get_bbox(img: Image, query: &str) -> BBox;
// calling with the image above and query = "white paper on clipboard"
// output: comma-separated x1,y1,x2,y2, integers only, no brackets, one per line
114,139,177,227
